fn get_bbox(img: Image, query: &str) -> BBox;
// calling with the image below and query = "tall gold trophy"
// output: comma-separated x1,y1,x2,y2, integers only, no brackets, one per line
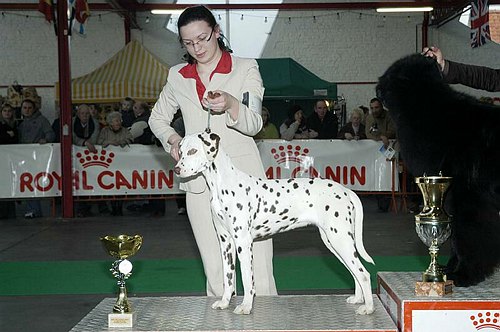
101,234,143,327
414,174,454,296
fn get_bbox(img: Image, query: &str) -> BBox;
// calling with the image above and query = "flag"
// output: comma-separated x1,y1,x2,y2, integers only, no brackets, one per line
38,0,53,22
75,0,90,24
470,0,491,48
72,0,90,35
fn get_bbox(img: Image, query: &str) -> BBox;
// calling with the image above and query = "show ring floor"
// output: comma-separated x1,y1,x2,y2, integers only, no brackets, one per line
70,294,397,332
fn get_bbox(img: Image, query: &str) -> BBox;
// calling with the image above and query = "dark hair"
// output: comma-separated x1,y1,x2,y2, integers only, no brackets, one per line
285,104,304,127
177,5,232,64
21,98,37,110
370,97,382,105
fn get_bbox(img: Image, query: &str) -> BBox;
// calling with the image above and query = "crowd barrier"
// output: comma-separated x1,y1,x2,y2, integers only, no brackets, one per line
0,140,410,215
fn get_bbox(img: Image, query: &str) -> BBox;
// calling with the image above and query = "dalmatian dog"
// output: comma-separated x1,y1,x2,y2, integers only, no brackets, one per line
174,131,375,315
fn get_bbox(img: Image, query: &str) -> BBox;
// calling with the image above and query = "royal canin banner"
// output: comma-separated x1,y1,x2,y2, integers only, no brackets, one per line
257,139,397,192
0,140,397,198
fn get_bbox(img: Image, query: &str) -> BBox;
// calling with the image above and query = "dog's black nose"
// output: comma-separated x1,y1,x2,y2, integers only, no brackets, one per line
174,166,181,175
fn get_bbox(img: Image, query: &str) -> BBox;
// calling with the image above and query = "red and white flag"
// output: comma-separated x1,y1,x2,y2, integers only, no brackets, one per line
38,0,54,22
470,0,491,48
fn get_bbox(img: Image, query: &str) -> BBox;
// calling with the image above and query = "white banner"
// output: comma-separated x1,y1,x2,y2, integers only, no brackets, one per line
413,309,500,332
0,140,398,198
257,139,397,192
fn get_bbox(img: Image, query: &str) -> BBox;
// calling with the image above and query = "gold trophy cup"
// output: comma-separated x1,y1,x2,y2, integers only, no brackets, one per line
414,174,453,296
101,234,143,327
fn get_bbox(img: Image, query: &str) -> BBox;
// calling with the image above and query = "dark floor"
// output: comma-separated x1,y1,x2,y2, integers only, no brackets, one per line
0,196,427,332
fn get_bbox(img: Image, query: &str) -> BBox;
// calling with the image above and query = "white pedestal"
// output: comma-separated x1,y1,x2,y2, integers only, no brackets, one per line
108,311,136,328
377,271,500,332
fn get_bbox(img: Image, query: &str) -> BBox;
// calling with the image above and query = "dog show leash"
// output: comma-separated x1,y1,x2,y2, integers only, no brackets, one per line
205,91,221,134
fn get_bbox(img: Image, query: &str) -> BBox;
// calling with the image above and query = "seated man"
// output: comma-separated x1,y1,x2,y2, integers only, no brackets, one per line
307,100,338,139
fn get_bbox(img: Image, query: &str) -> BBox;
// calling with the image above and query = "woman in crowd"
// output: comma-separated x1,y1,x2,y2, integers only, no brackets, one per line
0,103,18,144
149,5,277,297
254,106,279,139
97,111,133,216
280,104,318,140
0,103,19,219
18,99,55,218
338,108,367,140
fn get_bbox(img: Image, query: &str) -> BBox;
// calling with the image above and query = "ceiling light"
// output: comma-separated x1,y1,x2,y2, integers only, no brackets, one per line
151,9,185,15
376,7,433,13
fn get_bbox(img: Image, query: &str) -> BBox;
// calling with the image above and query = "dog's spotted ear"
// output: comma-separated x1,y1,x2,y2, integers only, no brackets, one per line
198,131,220,161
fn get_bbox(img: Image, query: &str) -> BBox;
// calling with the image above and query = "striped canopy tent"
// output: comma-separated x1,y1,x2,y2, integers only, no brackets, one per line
56,40,169,103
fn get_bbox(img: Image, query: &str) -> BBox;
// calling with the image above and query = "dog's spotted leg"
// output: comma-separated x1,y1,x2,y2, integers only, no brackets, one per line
211,218,236,311
318,227,374,315
233,237,254,315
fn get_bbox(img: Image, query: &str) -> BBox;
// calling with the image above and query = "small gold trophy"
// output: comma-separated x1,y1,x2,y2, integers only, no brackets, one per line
101,234,143,327
414,174,454,296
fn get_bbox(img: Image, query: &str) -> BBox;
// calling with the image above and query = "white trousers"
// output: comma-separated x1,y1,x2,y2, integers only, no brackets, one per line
186,190,278,296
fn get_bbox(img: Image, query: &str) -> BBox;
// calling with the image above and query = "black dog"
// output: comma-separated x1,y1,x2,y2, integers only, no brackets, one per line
377,54,500,287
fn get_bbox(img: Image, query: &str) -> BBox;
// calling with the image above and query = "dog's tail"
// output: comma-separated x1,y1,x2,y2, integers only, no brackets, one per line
349,189,375,265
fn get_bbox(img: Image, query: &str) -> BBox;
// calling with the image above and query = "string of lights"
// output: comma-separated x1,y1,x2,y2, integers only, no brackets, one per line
0,9,420,24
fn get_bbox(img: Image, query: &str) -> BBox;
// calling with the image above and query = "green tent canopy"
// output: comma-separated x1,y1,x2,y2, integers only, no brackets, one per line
256,58,337,99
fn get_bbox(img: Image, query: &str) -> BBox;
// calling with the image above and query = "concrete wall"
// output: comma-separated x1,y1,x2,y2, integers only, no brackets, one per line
0,8,498,124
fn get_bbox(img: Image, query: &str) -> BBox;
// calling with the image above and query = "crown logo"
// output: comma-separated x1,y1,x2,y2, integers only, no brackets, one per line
470,312,500,330
76,149,115,169
271,144,309,164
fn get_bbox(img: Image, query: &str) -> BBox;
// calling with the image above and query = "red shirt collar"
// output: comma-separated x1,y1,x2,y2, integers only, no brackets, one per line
178,51,232,102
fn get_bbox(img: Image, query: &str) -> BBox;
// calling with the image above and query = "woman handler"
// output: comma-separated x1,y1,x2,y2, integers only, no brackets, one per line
149,5,277,297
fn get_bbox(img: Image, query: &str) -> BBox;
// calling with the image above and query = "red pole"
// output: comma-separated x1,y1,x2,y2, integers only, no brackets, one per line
125,16,131,44
57,0,74,218
422,12,429,49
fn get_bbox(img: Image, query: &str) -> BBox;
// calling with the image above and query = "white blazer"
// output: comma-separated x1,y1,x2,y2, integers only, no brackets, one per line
149,54,265,193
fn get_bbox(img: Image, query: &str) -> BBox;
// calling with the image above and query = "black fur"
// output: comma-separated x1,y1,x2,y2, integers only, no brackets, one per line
377,54,500,287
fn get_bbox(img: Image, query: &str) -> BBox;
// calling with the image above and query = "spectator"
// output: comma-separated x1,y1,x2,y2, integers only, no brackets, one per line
365,98,396,213
423,46,499,92
127,101,163,216
73,104,100,153
280,105,318,140
338,108,367,140
18,99,55,218
73,104,101,217
365,97,396,148
359,105,369,124
120,97,135,128
0,103,19,219
254,106,279,139
97,111,133,216
0,103,18,144
130,101,154,145
307,100,338,139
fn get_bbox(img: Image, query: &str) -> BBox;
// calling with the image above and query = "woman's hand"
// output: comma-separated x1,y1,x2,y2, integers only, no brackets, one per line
168,134,183,162
202,90,239,121
345,133,354,140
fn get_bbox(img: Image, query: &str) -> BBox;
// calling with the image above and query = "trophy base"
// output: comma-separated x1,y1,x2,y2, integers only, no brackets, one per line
415,280,453,297
108,311,136,328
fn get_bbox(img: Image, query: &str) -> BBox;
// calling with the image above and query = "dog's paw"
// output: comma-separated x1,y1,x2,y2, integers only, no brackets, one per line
233,303,252,315
346,295,364,304
356,304,375,315
211,299,230,310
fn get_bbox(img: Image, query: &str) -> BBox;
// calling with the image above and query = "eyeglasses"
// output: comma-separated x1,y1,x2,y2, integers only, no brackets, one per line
182,28,214,49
